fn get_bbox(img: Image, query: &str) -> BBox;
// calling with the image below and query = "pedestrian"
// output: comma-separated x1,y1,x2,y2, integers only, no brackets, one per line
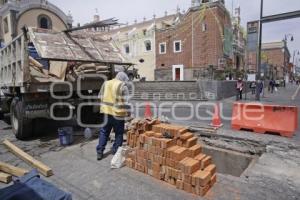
258,80,264,97
250,81,256,95
96,72,130,160
283,79,286,88
236,78,243,100
269,79,275,93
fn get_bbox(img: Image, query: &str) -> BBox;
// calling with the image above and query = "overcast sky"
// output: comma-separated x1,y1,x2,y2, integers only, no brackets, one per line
51,0,300,64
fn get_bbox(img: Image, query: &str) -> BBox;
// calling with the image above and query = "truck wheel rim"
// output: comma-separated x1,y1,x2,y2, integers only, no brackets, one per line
12,111,18,131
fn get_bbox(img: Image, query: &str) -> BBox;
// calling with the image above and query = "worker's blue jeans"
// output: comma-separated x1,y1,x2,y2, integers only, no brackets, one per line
96,114,124,154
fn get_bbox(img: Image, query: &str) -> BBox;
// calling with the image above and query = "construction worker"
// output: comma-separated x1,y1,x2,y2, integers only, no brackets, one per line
96,72,130,160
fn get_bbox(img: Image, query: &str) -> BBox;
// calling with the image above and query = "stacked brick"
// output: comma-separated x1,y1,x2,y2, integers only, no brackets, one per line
126,121,217,196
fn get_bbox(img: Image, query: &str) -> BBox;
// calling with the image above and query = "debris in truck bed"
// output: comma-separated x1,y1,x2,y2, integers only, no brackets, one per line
126,119,217,196
49,61,68,80
0,161,29,177
30,66,59,83
30,65,48,78
73,63,110,75
29,56,44,72
27,27,128,63
3,140,53,177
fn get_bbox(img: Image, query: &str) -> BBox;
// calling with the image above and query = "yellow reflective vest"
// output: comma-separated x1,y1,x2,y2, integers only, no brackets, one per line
100,79,128,117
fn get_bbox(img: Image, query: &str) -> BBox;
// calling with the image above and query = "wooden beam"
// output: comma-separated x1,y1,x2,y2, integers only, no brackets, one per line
0,161,29,177
0,172,12,184
3,140,53,177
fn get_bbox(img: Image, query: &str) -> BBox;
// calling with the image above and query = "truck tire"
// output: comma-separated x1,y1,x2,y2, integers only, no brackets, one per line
0,99,3,120
10,98,33,140
80,106,101,126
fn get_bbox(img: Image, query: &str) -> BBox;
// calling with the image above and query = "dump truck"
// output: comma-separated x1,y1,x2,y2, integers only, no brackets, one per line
0,27,131,140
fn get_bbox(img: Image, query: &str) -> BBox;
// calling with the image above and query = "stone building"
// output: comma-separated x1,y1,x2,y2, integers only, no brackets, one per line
155,0,233,81
0,0,73,45
246,21,290,79
96,13,178,81
231,7,246,71
261,41,290,79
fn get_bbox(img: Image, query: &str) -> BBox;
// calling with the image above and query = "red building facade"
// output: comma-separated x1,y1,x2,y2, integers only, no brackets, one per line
155,1,232,80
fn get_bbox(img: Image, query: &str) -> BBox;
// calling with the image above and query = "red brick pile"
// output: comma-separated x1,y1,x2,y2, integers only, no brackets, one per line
126,120,217,196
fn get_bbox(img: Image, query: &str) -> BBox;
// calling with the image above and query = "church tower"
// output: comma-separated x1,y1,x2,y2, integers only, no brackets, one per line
191,0,225,7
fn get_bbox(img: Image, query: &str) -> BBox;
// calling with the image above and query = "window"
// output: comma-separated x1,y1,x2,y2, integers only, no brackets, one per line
38,14,52,29
159,42,166,54
3,17,8,34
144,40,152,52
143,29,147,36
174,40,182,53
124,44,130,54
202,23,207,32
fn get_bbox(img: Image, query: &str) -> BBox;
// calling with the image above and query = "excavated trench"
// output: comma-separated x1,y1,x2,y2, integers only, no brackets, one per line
202,146,257,177
197,132,266,177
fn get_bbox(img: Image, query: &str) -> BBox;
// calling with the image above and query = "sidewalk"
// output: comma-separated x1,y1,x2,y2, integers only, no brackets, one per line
136,83,300,142
219,83,300,141
227,83,300,105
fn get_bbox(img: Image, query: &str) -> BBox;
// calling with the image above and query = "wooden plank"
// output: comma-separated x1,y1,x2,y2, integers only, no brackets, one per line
0,172,12,184
0,161,29,177
188,126,217,133
49,61,68,80
3,140,53,177
29,56,44,69
189,125,217,131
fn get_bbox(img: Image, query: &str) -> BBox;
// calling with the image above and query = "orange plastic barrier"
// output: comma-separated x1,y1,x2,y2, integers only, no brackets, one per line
231,102,298,138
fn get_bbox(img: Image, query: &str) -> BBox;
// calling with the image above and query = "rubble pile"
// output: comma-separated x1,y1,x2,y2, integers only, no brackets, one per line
126,119,217,196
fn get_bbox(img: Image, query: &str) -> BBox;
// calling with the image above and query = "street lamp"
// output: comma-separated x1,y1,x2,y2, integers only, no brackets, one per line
293,50,300,74
255,0,264,101
293,50,300,63
282,34,294,82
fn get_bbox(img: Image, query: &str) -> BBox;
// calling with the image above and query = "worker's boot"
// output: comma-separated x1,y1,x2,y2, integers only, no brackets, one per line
97,152,103,161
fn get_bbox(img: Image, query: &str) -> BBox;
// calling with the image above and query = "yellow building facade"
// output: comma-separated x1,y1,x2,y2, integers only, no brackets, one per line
0,0,72,45
98,14,178,81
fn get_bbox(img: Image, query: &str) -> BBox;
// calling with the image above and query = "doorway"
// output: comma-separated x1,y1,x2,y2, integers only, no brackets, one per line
172,65,184,81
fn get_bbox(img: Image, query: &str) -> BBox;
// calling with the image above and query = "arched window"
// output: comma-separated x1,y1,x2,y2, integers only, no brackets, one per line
38,14,52,29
